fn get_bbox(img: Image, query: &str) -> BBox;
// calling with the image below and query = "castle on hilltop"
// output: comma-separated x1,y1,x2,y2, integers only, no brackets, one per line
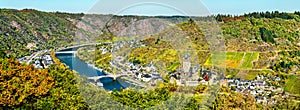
169,51,200,86
180,51,199,77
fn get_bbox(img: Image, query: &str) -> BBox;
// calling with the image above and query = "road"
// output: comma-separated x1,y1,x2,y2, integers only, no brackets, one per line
26,50,48,64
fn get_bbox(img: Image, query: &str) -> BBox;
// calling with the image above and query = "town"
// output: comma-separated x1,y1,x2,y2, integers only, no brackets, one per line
18,52,54,69
17,40,294,106
84,40,219,88
91,40,293,105
223,74,287,105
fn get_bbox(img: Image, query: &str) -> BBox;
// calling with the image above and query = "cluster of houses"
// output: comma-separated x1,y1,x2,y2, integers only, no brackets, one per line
32,54,54,69
127,61,164,86
98,40,163,86
98,40,219,87
96,40,146,55
224,75,284,105
110,40,146,52
19,54,54,69
109,55,164,86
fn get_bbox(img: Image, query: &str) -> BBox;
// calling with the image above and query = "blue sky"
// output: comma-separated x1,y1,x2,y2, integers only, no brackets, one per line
1,0,300,16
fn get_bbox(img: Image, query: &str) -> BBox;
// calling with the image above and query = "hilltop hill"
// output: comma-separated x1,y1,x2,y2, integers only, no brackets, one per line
0,9,191,57
0,9,299,75
0,9,82,56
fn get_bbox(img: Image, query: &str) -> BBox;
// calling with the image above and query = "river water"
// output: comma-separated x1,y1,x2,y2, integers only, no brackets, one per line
55,53,130,91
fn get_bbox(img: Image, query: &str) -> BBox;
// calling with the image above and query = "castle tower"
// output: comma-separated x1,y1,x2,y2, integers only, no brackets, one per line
182,51,191,74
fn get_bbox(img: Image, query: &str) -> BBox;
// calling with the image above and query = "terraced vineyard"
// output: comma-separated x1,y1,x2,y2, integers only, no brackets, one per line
285,75,300,94
204,52,259,70
239,52,259,69
226,52,244,68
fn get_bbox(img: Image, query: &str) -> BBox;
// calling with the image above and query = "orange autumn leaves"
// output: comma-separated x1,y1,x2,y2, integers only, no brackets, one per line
0,58,54,107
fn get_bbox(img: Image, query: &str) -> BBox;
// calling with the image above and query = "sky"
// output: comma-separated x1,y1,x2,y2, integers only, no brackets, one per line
1,0,300,16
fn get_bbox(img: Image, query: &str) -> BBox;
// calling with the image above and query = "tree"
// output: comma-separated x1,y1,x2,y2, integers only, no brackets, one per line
0,57,54,109
259,27,275,43
194,84,208,94
33,64,89,109
109,83,172,109
212,87,257,110
0,52,89,109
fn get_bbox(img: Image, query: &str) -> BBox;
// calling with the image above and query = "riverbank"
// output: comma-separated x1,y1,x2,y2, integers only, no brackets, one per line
87,63,105,74
55,53,122,90
75,52,146,90
56,47,146,91
86,62,146,89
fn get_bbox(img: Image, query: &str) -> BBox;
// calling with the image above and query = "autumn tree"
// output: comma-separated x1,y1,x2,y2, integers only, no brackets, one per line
0,57,54,109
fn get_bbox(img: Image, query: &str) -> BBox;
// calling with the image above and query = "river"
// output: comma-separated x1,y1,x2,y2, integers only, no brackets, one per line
55,53,131,91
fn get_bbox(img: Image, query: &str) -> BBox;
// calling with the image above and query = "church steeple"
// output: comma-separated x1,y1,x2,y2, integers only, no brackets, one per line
183,51,190,60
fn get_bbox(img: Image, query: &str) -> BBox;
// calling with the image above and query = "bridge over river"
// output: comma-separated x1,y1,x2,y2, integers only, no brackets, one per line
55,51,76,54
57,42,111,51
55,42,148,89
88,74,133,81
88,74,148,88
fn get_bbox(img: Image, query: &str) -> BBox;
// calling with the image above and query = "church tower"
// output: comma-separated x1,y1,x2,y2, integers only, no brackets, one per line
182,51,191,74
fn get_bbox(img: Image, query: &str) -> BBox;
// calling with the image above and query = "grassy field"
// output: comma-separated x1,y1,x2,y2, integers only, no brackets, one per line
224,68,240,78
226,52,244,68
167,62,181,72
284,75,300,95
204,51,226,67
245,72,259,80
240,52,259,69
243,70,274,80
204,52,259,70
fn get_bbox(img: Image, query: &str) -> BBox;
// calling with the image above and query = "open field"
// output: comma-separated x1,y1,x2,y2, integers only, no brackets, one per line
285,75,300,95
167,62,181,72
204,52,259,70
226,52,244,68
204,51,226,67
240,52,259,69
224,68,240,78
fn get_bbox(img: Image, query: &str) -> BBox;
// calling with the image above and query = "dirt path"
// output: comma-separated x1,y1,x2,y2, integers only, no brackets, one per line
238,52,246,67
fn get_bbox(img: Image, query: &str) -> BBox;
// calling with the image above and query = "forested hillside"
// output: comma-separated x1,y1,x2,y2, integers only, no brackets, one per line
218,12,300,76
220,14,300,52
1,9,299,57
0,9,191,58
0,50,89,109
0,9,85,57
